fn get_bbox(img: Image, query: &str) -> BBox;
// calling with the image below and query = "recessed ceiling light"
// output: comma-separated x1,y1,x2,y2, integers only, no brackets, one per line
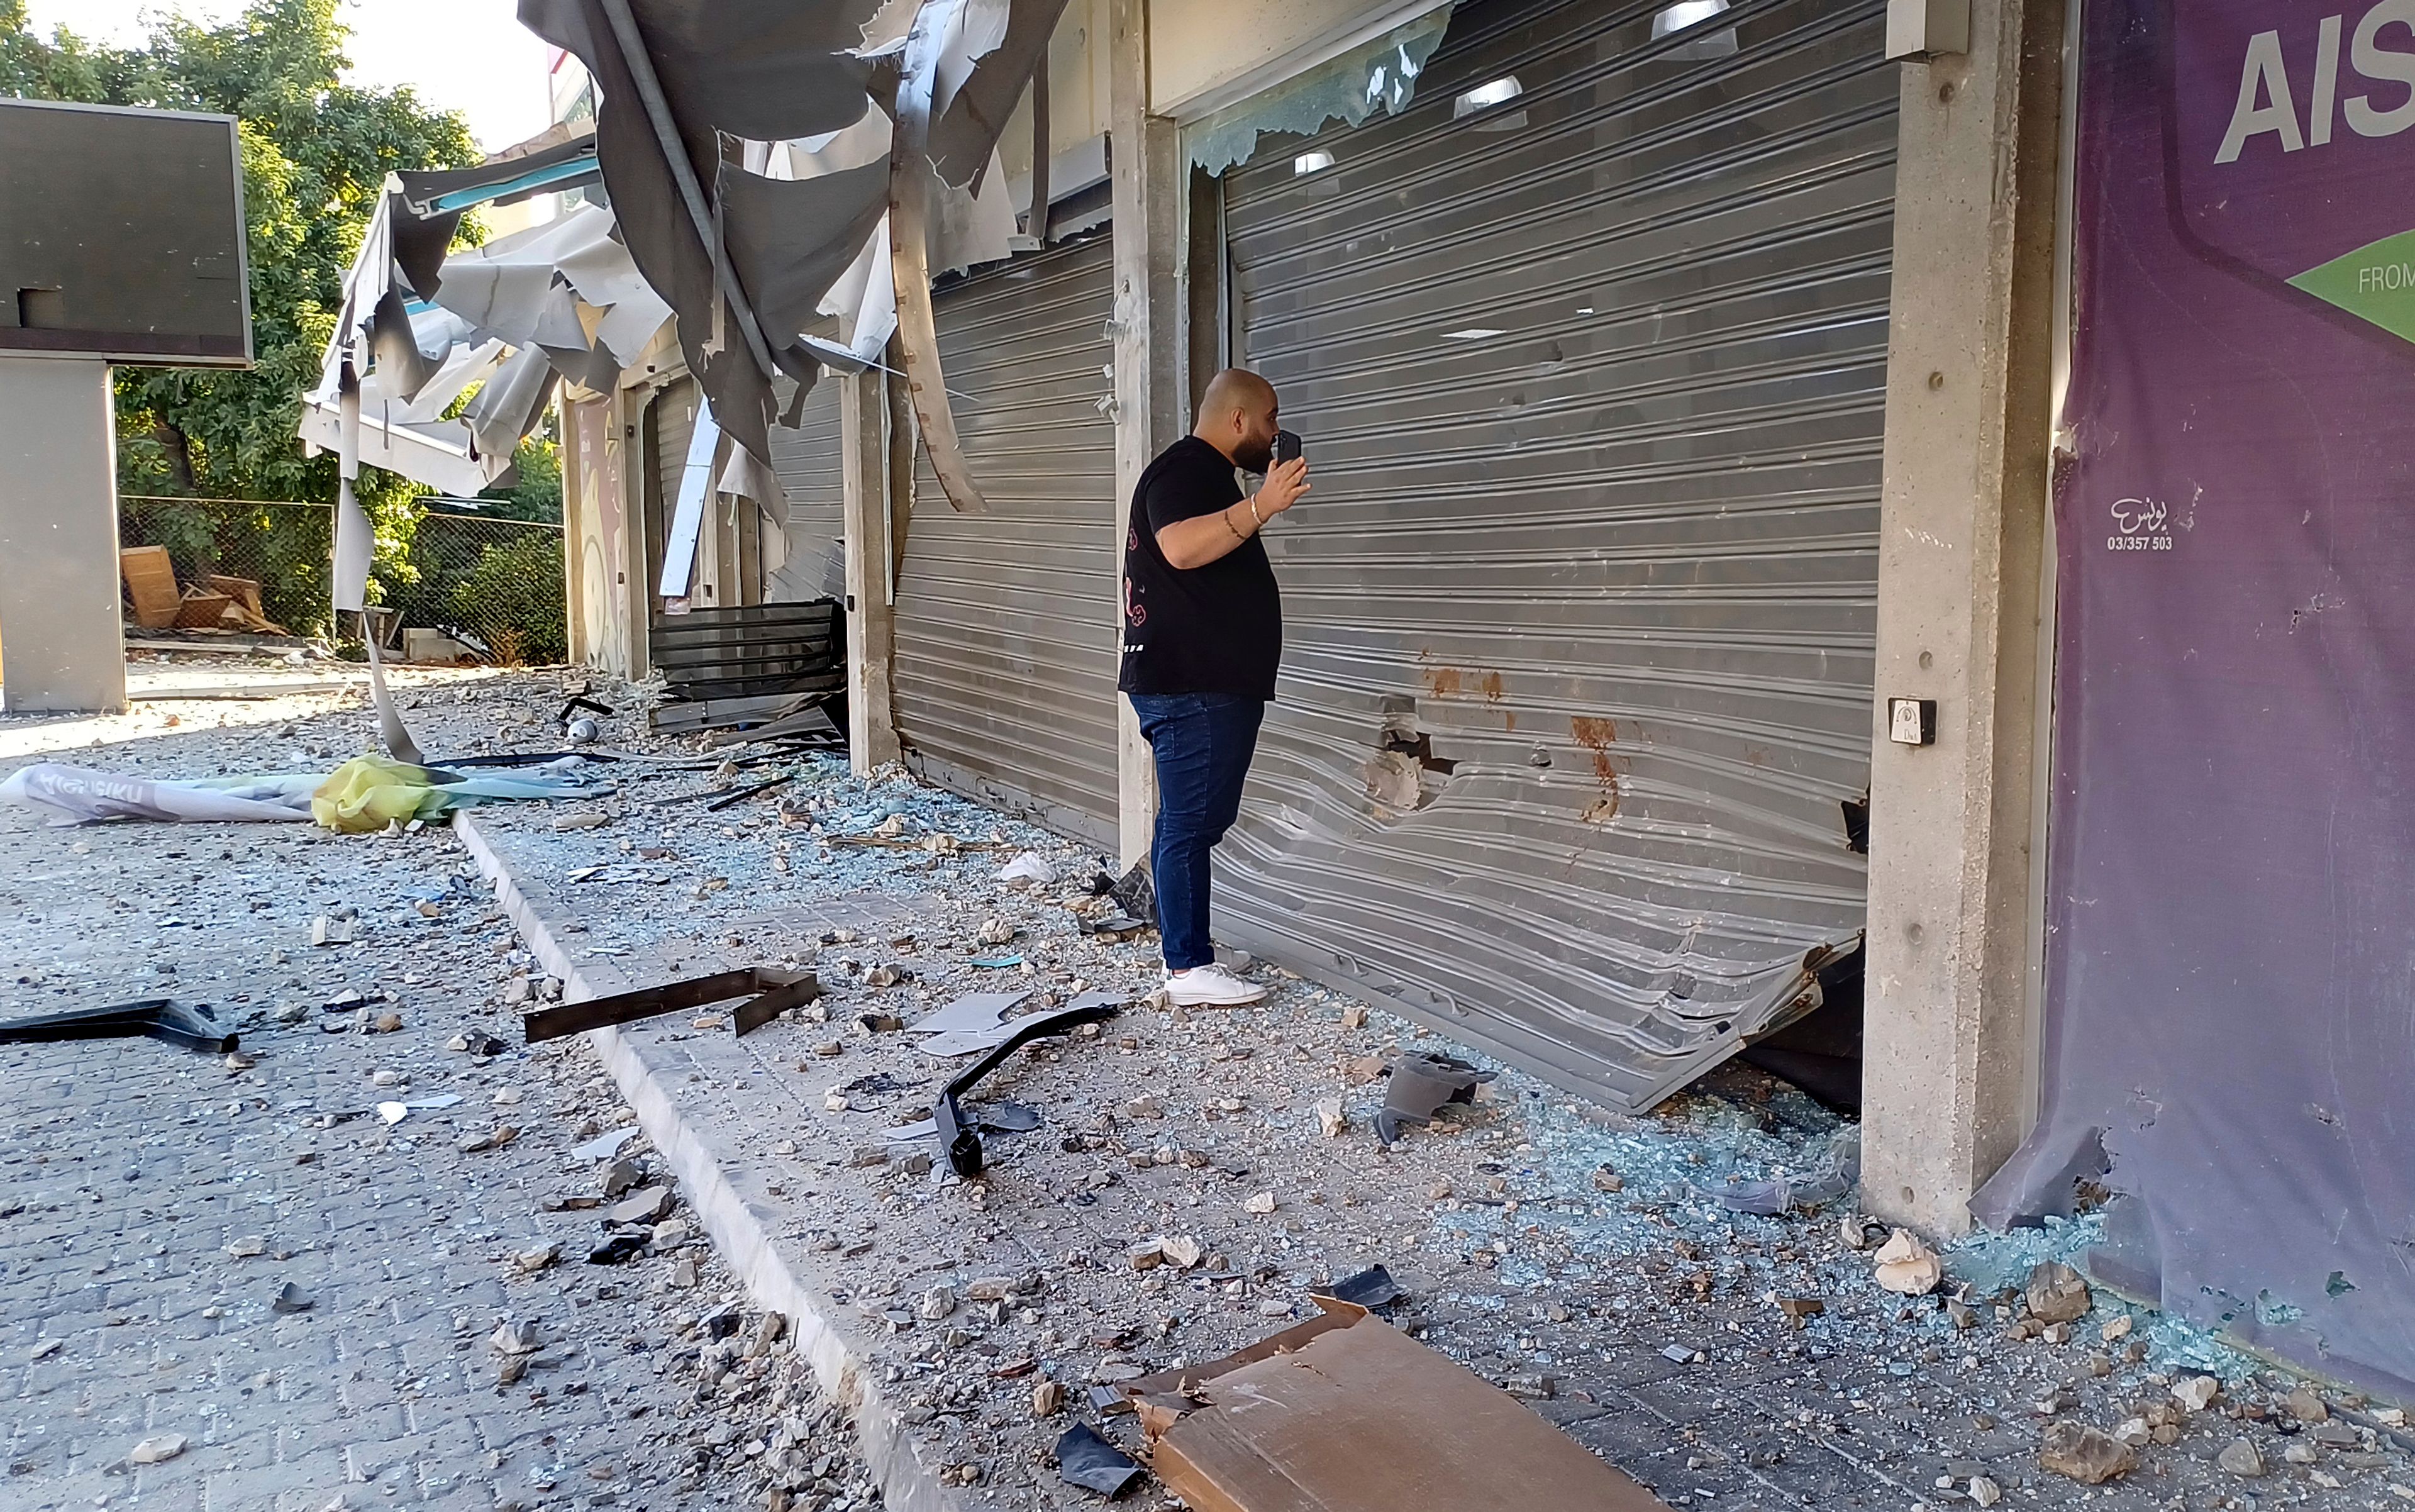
1652,0,1738,56
1453,76,1524,118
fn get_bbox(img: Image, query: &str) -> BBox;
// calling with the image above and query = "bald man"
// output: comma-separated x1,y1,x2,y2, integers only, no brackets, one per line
1118,369,1311,1008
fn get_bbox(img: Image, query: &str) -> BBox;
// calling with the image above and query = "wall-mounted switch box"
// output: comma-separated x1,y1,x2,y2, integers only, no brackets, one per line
1889,698,1938,747
1886,0,1968,59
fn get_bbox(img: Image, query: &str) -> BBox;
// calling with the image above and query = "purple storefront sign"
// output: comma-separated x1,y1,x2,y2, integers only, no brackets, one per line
1985,0,2415,1389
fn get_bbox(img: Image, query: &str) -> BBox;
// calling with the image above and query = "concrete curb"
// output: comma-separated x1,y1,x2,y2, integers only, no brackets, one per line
453,810,971,1512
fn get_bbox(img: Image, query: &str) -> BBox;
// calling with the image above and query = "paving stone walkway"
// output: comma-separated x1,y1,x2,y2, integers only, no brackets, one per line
0,682,862,1512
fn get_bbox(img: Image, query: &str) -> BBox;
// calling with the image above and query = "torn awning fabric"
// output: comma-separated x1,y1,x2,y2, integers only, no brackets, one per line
514,0,1069,505
300,175,672,618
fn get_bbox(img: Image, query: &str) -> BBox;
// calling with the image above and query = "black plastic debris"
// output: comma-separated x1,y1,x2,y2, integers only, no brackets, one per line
977,1099,1041,1133
1054,1423,1143,1498
586,1232,648,1265
936,999,1120,1177
270,1282,314,1315
1375,1052,1496,1145
0,998,237,1055
1092,860,1155,928
1314,1264,1403,1310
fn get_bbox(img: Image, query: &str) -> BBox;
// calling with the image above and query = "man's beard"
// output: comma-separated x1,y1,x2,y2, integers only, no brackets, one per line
1235,435,1274,473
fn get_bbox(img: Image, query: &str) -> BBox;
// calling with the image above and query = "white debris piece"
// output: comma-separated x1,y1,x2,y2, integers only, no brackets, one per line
996,852,1057,886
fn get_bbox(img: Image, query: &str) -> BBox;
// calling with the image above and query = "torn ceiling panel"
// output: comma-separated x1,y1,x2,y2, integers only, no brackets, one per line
926,0,1072,190
718,159,892,360
515,0,1052,498
433,201,673,371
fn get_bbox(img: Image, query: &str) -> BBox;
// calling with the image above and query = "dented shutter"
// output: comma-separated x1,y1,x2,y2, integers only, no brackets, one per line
894,235,1120,848
1216,0,1897,1109
768,377,845,603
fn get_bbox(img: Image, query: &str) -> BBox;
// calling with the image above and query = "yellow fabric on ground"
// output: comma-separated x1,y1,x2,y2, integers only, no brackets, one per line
311,755,446,833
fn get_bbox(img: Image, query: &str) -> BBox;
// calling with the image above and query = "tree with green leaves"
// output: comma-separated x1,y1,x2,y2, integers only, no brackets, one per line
4,0,481,504
4,0,582,637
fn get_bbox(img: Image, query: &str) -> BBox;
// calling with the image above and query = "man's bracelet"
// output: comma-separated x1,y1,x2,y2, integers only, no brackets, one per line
1248,495,1265,528
1223,506,1246,542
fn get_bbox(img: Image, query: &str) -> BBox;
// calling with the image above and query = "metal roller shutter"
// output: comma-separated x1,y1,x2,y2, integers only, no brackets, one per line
894,235,1119,848
1217,0,1897,1109
768,377,845,603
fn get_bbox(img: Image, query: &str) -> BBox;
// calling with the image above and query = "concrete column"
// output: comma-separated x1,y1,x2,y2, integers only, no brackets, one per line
0,358,126,714
1109,0,1179,869
840,366,901,775
1860,0,2065,1235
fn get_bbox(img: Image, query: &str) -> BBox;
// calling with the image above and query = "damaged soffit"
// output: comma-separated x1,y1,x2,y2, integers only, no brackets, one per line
516,0,1069,514
1184,3,1455,177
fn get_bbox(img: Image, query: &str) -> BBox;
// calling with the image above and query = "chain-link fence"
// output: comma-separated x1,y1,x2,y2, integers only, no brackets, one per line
379,508,569,666
117,497,568,665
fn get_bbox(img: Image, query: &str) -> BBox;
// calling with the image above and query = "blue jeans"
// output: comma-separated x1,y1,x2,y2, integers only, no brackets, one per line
1128,692,1266,971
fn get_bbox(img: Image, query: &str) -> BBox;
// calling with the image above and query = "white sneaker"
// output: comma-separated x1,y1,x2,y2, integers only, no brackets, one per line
1163,963,1266,1008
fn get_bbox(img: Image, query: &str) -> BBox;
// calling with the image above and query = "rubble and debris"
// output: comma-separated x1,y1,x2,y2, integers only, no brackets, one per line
2038,1420,2137,1484
997,851,1057,887
1698,1125,1858,1214
127,1434,188,1465
1052,1423,1143,1498
906,989,1030,1057
2218,1437,2267,1477
1374,1052,1496,1145
587,1233,647,1265
520,965,821,1043
271,1282,314,1314
489,1319,541,1355
609,1187,675,1225
933,998,1121,1177
1313,1264,1402,1310
2025,1260,2093,1323
0,997,239,1055
1872,1228,1943,1295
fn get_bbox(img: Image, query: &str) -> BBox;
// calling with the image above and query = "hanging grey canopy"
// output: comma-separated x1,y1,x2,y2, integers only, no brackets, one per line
514,0,1072,512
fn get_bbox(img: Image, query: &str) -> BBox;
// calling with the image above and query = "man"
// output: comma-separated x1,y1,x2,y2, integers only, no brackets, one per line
1118,369,1310,1008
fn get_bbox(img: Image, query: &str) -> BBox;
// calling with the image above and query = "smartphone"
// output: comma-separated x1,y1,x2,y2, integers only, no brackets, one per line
1273,430,1302,467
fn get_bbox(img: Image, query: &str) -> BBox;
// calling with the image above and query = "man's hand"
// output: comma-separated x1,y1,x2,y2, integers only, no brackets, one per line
1255,457,1310,516
1154,459,1310,570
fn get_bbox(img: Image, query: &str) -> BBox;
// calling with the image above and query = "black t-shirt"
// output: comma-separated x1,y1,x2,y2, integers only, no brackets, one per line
1116,435,1282,700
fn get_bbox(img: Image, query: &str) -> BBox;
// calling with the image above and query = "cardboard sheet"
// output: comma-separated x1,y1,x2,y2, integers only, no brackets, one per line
1132,1304,1668,1512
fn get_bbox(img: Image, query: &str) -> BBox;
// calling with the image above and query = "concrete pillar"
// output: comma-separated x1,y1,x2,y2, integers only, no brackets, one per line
1108,0,1179,869
0,358,126,714
840,365,901,775
1860,0,2065,1235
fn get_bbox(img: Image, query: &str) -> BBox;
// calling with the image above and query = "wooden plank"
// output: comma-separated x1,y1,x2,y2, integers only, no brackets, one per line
119,546,182,629
173,587,233,629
